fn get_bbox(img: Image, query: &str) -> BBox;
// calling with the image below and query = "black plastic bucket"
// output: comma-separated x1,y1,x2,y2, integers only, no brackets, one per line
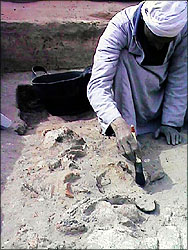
31,66,92,116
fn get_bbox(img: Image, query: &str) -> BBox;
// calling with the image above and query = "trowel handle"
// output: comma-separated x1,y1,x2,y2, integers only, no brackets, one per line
131,125,136,139
131,125,141,163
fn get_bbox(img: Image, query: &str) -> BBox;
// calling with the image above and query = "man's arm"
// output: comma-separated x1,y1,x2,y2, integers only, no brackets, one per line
155,25,187,145
87,10,138,159
111,117,137,161
87,11,129,133
162,25,187,128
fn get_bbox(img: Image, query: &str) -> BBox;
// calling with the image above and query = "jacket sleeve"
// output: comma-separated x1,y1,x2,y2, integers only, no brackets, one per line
87,11,129,134
162,25,187,128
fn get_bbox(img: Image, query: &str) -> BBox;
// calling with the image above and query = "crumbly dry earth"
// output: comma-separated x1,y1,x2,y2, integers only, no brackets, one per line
1,72,187,249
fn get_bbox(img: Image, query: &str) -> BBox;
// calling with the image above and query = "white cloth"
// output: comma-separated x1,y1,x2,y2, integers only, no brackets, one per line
141,1,187,37
1,113,12,129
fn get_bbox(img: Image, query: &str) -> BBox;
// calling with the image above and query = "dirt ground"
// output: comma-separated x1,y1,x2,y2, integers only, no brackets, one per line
1,71,187,249
1,1,137,23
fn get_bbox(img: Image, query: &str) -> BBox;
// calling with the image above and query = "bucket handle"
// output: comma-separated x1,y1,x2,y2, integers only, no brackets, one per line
32,66,49,79
82,65,92,77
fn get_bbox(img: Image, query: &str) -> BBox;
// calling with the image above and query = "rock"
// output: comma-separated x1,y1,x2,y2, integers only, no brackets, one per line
62,148,86,161
42,129,64,148
143,159,166,182
117,203,145,224
66,224,87,235
117,161,133,175
59,220,87,235
75,138,86,146
92,201,118,228
83,202,97,216
42,127,80,148
69,161,81,170
13,119,28,135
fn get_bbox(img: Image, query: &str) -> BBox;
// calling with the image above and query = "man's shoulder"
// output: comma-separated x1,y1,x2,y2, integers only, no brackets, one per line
110,3,139,28
124,3,141,20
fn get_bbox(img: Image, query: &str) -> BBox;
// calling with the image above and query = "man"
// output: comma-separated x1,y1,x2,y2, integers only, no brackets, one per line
87,1,187,160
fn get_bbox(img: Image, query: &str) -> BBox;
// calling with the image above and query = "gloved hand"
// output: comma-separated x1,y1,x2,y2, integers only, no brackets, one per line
111,117,138,162
154,125,182,145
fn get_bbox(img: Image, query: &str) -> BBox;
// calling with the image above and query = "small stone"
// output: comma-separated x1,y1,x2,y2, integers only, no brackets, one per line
69,162,80,170
13,120,27,135
144,158,150,163
143,160,165,182
47,159,62,171
30,192,39,199
65,149,86,161
55,222,62,231
33,212,38,218
64,172,81,183
50,185,55,198
83,202,97,216
64,223,87,235
38,198,45,202
150,170,165,182
75,138,86,145
28,237,38,249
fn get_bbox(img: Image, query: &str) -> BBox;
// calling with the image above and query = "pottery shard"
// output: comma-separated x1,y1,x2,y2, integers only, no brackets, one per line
96,170,111,194
135,196,157,213
65,183,74,198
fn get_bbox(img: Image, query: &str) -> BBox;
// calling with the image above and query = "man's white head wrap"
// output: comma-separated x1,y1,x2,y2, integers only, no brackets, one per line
141,1,187,37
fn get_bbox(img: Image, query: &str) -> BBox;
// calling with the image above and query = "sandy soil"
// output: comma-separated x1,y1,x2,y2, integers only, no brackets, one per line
1,71,187,249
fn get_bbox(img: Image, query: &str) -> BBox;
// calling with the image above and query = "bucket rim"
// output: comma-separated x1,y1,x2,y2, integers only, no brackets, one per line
32,71,83,85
